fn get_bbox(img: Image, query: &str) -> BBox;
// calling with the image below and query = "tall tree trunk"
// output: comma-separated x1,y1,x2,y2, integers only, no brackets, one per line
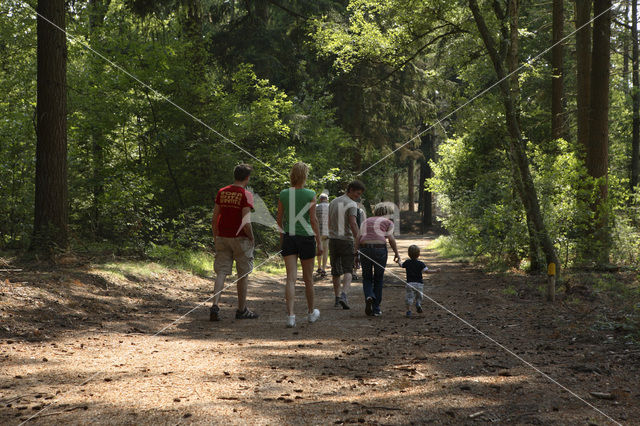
587,0,611,263
88,0,110,237
508,0,543,272
182,0,205,77
469,0,559,276
254,0,269,23
632,0,640,192
551,0,565,139
624,1,631,94
407,159,415,212
418,163,424,214
420,131,434,231
575,0,592,152
33,0,68,252
393,170,400,207
354,142,363,172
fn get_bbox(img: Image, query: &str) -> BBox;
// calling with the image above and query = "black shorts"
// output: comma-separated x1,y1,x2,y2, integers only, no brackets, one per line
329,238,355,276
281,233,316,260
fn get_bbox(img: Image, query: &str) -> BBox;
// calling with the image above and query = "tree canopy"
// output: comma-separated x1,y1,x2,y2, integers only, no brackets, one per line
1,0,639,271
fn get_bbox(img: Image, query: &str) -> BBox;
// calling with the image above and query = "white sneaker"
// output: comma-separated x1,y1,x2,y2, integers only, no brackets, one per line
286,315,296,328
308,309,320,323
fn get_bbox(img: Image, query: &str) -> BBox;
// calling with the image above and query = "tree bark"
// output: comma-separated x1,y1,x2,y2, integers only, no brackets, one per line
624,1,630,95
393,170,400,207
88,0,111,237
33,0,69,251
420,131,434,231
632,0,640,191
575,0,592,152
418,162,424,214
181,0,205,74
408,159,415,212
469,0,559,276
587,0,611,263
551,0,565,139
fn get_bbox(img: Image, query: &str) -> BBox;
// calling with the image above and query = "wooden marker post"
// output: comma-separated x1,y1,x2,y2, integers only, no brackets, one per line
547,262,556,302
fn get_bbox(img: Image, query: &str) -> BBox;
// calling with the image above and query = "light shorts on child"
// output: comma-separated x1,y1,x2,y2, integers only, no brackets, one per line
405,282,424,306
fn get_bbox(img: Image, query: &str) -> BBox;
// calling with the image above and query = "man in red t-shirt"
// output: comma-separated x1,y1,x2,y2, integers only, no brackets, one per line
210,164,258,321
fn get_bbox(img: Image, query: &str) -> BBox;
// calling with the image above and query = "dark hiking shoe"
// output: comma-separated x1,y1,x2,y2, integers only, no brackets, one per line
209,305,220,322
373,309,382,317
235,307,259,319
365,297,374,316
416,304,423,313
339,292,350,310
334,296,341,308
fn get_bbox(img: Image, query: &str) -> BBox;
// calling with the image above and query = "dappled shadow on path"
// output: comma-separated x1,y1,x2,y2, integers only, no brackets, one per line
1,236,636,424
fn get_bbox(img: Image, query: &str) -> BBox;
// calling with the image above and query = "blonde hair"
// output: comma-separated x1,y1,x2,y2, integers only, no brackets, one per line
374,204,390,217
290,162,309,186
408,245,421,259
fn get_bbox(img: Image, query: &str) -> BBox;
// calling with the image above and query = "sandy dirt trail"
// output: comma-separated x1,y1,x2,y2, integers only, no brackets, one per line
1,236,637,425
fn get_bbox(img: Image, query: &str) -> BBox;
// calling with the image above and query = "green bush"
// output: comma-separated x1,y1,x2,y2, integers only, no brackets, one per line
430,130,640,270
428,131,528,268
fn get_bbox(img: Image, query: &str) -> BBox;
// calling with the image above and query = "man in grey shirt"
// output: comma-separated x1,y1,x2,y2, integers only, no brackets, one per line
328,181,365,309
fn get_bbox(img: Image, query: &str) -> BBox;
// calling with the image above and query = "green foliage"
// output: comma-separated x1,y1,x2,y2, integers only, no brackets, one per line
428,131,528,267
145,243,213,276
611,191,640,268
430,236,473,263
0,2,37,249
2,0,640,289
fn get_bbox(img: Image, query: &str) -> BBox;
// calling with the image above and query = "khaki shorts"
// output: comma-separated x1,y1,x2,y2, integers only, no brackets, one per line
329,238,354,276
214,237,254,277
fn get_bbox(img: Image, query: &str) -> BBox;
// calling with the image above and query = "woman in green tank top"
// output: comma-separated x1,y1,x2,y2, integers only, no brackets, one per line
276,162,322,328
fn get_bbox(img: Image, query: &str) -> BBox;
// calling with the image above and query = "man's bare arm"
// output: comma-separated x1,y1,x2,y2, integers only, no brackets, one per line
212,204,221,238
241,206,254,241
348,214,359,243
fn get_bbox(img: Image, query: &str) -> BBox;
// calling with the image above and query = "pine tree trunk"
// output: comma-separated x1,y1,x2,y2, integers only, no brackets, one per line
632,0,640,191
354,144,362,172
33,0,68,251
624,1,630,95
551,0,565,139
469,0,559,277
418,162,424,215
393,171,400,207
408,159,415,212
88,0,110,237
575,0,592,152
588,0,611,263
420,132,434,231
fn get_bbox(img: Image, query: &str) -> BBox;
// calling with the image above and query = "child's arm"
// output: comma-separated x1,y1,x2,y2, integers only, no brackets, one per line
423,266,441,274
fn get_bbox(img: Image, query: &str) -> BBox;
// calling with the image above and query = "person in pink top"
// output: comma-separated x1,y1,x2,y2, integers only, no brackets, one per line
354,204,400,316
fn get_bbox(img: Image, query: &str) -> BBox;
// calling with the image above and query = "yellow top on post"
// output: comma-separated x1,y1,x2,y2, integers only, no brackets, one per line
547,262,556,276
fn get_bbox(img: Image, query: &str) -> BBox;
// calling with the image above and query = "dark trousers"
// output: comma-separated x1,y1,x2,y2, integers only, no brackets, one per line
360,246,387,311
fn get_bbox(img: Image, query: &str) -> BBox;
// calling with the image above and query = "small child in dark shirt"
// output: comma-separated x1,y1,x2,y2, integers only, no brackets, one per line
398,245,440,317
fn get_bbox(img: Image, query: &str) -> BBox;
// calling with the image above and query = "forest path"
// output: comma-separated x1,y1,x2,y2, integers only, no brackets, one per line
1,235,637,425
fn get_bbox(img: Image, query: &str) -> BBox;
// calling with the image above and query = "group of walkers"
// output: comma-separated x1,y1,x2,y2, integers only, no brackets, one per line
210,162,439,327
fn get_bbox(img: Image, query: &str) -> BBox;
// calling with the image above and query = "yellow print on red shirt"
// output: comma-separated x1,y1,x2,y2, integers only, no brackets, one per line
219,190,243,206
